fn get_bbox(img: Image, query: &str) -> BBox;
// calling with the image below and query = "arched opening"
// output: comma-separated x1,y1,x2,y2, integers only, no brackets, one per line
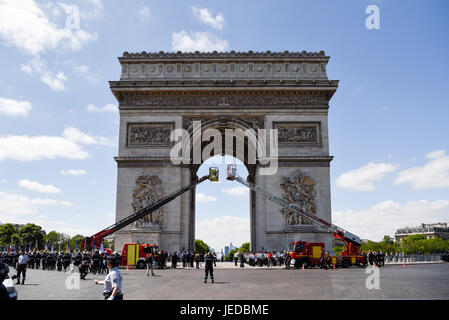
194,155,250,258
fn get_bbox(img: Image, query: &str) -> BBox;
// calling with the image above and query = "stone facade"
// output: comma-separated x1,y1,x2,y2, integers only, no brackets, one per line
110,51,338,253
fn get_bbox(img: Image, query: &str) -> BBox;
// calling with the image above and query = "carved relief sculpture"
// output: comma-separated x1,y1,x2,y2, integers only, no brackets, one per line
280,172,317,225
274,122,320,145
127,123,173,146
131,175,165,227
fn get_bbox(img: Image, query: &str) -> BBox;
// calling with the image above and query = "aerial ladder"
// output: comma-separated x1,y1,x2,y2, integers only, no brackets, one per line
81,167,219,251
226,164,364,267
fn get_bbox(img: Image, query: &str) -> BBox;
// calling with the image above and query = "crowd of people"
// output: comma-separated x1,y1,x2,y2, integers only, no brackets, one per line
0,249,120,281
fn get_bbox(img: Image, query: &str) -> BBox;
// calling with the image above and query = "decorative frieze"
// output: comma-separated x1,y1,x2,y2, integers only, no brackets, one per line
273,122,321,146
120,96,328,108
127,123,174,147
118,51,330,81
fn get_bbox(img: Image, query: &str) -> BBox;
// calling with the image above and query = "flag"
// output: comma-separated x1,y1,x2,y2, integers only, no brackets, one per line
74,241,78,251
66,240,70,252
28,242,31,252
45,240,49,251
51,241,54,253
100,241,104,254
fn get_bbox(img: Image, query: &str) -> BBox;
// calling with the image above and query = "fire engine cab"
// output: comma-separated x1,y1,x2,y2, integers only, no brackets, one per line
121,243,159,269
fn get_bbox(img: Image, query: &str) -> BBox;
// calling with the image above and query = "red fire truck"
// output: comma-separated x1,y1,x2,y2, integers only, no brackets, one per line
120,243,160,269
227,165,366,268
80,168,219,266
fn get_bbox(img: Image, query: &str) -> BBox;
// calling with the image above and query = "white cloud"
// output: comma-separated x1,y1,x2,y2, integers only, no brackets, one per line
394,150,449,189
333,200,449,241
73,64,98,83
21,56,68,91
426,149,446,159
335,162,399,191
221,186,248,196
76,213,87,219
60,169,87,176
41,71,67,91
0,127,111,162
196,216,250,252
18,179,61,194
87,103,117,113
0,191,72,216
0,0,96,55
0,134,88,161
137,6,150,20
0,97,32,117
171,30,229,52
62,126,113,145
196,192,218,203
191,6,225,30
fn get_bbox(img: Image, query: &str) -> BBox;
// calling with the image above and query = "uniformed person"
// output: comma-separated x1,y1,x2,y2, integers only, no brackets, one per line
35,251,41,269
92,250,101,274
16,250,29,285
204,252,214,283
95,255,123,300
63,251,72,272
145,252,154,276
57,252,63,271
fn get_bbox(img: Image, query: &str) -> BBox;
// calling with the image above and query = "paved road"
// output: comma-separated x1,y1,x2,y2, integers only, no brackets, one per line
13,263,449,300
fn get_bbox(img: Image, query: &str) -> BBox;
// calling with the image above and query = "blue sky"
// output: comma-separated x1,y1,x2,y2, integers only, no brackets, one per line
0,0,448,252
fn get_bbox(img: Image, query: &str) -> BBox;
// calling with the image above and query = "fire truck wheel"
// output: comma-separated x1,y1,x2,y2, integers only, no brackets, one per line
342,260,350,268
136,260,146,269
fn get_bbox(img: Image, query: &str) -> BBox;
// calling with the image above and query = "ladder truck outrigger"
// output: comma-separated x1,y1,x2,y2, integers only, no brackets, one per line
81,167,219,269
226,165,366,269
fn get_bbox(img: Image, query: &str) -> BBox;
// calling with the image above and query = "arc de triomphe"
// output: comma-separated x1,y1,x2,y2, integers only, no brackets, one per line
110,51,338,252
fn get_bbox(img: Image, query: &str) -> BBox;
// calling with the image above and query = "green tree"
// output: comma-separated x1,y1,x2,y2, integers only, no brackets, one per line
194,239,210,254
69,234,85,251
18,223,45,249
0,223,17,245
225,249,238,261
238,242,250,253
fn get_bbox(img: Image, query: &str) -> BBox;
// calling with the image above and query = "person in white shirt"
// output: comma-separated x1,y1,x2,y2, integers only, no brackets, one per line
16,250,29,285
95,256,123,300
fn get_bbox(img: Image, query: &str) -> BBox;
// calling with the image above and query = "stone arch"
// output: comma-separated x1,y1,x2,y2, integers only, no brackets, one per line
111,51,338,253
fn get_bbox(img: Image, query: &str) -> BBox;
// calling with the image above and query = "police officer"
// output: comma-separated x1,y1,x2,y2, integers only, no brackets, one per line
171,252,178,269
29,251,35,269
35,251,41,269
92,250,101,274
146,252,154,276
73,251,82,268
16,249,29,285
63,251,72,272
57,252,63,271
95,255,123,300
204,252,214,283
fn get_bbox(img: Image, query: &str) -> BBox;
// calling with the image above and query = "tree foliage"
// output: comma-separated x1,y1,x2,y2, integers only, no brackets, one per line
194,239,210,254
359,234,449,255
0,223,17,245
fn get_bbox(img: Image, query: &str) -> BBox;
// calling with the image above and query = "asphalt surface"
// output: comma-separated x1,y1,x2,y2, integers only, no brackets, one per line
13,262,449,300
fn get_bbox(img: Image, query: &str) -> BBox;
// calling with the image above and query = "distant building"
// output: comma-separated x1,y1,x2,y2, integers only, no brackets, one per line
395,223,449,242
224,246,230,256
